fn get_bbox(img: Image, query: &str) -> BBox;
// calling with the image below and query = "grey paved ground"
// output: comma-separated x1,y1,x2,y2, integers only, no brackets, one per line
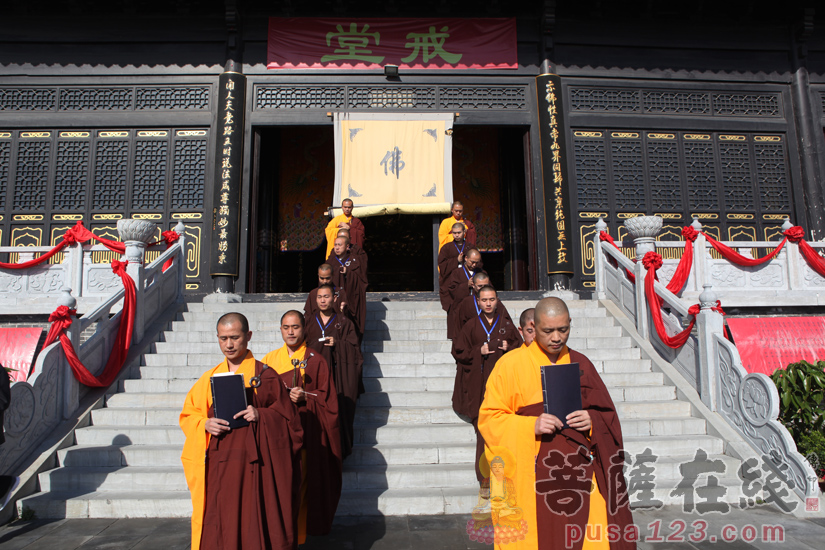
0,505,823,549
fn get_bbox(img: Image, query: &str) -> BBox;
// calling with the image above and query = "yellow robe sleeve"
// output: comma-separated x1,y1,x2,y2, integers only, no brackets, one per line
325,215,350,258
438,217,455,251
477,348,542,550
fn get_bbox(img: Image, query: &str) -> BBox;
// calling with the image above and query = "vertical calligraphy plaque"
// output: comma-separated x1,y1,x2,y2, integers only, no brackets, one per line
210,69,246,279
536,73,574,278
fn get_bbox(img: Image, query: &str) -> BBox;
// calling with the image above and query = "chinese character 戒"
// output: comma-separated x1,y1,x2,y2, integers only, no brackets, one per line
401,26,462,64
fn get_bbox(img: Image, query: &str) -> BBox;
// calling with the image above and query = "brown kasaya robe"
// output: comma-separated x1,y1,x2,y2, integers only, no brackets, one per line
200,361,303,550
327,251,368,339
516,350,635,550
305,312,363,458
452,309,521,481
268,347,343,539
444,264,483,338
451,294,516,345
349,243,368,275
304,285,349,318
438,239,475,311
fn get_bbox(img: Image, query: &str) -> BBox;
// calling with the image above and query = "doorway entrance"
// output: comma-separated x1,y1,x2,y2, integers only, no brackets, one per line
248,125,533,293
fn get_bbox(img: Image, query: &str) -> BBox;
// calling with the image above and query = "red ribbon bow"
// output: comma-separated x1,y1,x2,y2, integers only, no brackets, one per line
599,231,615,244
783,226,805,243
111,259,128,274
682,225,699,242
161,230,180,245
642,251,663,271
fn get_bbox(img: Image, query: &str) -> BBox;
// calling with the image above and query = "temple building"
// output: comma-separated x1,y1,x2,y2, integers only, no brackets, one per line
2,0,824,293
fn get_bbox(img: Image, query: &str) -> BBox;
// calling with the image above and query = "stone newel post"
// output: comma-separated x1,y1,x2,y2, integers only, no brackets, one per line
624,216,662,339
117,219,157,344
58,287,82,418
695,283,724,411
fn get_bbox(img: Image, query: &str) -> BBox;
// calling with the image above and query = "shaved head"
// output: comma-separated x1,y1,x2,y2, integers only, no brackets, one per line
452,201,463,208
472,272,490,285
535,297,569,320
519,308,535,329
217,312,249,334
337,228,350,237
466,248,481,261
452,222,465,231
318,263,333,275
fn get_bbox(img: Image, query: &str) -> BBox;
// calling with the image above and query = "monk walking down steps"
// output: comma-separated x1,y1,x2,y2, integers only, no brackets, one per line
180,312,303,550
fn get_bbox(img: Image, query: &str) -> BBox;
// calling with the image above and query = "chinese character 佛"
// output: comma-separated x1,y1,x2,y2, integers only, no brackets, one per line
380,146,405,178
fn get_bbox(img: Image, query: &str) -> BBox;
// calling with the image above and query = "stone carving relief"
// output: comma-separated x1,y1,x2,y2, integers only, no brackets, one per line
86,267,121,293
0,272,23,294
710,264,746,287
28,268,64,293
802,265,825,288
746,264,784,288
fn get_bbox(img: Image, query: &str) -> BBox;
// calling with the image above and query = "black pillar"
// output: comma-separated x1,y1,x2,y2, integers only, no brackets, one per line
536,73,574,289
210,60,246,292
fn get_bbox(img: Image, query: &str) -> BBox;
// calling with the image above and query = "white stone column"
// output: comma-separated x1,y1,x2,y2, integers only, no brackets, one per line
117,219,157,344
695,284,724,411
624,216,662,338
594,218,607,299
58,288,81,419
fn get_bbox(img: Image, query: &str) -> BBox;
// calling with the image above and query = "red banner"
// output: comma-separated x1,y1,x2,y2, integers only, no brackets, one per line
0,328,43,382
267,17,517,70
727,317,825,375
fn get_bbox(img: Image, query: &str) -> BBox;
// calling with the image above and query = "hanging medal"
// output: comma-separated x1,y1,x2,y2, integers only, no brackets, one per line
316,313,336,342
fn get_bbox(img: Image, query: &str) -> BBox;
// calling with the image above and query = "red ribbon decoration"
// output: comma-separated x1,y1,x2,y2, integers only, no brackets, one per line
643,251,701,349
599,231,636,283
665,226,698,294
158,230,180,272
42,260,136,388
701,229,788,267
783,226,825,280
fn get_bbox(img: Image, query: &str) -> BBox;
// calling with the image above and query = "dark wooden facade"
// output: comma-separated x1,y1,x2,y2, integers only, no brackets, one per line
2,1,825,293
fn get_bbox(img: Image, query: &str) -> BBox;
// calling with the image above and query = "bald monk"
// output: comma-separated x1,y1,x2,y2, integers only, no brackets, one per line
262,311,342,546
304,284,363,458
337,227,369,275
304,264,348,319
180,312,303,550
444,248,483,326
449,273,514,340
438,222,475,311
438,200,477,250
452,286,521,481
327,236,367,340
325,198,365,259
518,308,536,347
478,298,635,550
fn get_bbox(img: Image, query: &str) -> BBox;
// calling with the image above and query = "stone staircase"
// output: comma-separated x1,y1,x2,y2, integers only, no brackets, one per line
19,295,746,518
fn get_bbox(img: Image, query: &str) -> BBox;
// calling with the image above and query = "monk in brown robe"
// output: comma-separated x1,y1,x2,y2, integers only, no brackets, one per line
518,307,536,347
438,222,475,311
479,298,635,550
327,236,367,341
452,286,522,482
262,311,342,546
444,249,483,339
337,228,369,275
304,264,348,318
304,284,363,459
180,312,303,550
451,273,516,341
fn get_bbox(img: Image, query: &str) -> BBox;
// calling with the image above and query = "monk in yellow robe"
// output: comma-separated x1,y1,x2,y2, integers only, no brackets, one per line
478,298,636,550
438,200,477,250
180,313,303,550
325,198,365,258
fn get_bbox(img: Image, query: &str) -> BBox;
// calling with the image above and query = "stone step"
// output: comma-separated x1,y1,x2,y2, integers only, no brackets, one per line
106,393,187,409
75,426,185,446
615,400,692,419
358,391,452,408
92,408,181,426
361,376,453,393
594,359,652,374
39,466,186,493
355,423,474,445
355,406,461,425
624,435,724,457
343,464,477,490
58,445,182,468
610,385,676,402
18,491,193,519
120,379,199,394
336,487,478,516
160,330,286,344
350,442,475,465
362,363,457,379
620,417,706,437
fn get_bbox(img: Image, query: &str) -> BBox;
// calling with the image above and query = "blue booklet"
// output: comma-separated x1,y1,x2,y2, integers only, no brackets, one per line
210,372,249,429
540,363,582,429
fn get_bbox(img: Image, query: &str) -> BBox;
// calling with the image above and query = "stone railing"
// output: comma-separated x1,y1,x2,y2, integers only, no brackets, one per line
0,219,186,477
0,230,183,315
595,216,819,503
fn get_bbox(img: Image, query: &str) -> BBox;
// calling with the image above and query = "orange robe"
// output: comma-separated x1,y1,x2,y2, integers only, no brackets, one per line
478,343,621,550
325,214,365,258
438,215,477,250
179,351,303,550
